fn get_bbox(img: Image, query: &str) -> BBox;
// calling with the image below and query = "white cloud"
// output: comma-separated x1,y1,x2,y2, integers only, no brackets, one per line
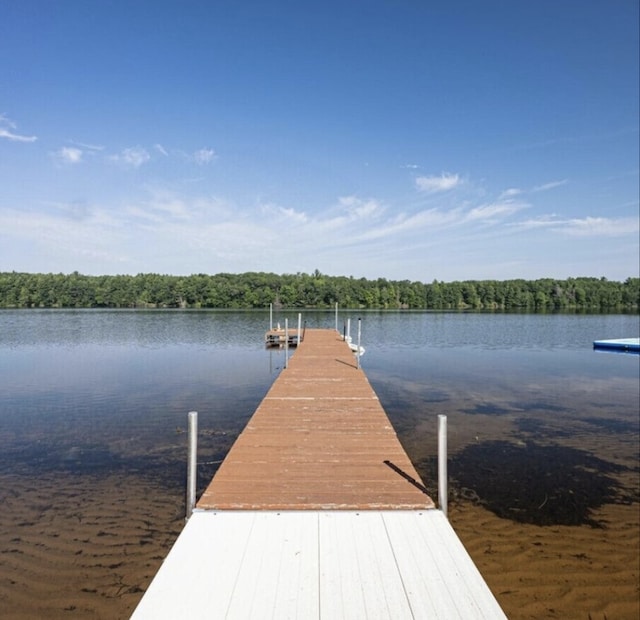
510,215,560,231
513,215,639,237
0,114,37,142
561,216,639,237
110,147,151,168
0,205,126,268
499,188,522,199
54,146,83,164
466,200,528,222
338,195,384,219
415,172,461,193
127,192,194,223
275,206,308,223
105,144,216,166
193,148,216,164
0,128,38,143
532,179,568,192
70,140,104,151
355,207,462,242
1,167,635,279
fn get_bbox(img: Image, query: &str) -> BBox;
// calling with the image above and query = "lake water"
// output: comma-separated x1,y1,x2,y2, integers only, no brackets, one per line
0,309,638,618
1,309,638,518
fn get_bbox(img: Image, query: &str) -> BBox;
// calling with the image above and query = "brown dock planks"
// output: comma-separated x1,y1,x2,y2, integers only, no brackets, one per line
197,328,435,511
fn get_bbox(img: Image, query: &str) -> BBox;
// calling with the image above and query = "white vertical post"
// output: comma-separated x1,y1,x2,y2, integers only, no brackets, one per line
186,411,198,521
356,317,362,369
284,318,289,368
335,302,338,332
438,414,448,517
347,318,351,342
297,313,301,346
269,303,273,331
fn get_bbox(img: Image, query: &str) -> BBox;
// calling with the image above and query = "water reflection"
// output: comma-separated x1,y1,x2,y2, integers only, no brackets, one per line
0,309,638,526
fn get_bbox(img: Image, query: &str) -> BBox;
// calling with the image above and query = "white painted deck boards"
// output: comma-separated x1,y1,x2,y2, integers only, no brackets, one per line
131,510,506,619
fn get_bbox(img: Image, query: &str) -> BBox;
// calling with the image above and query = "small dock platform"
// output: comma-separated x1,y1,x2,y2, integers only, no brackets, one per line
593,337,640,353
132,329,506,619
265,327,302,347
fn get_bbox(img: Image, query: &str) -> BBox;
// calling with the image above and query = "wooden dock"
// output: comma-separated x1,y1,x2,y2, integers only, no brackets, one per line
132,328,506,619
199,328,434,510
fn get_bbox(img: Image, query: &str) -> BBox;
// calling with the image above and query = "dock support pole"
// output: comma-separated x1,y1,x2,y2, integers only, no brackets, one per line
356,317,362,369
335,302,338,332
297,313,301,346
438,414,448,517
269,303,273,331
284,318,289,368
186,411,198,521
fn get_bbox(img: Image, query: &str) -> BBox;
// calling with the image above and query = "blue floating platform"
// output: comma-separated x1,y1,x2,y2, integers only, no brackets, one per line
593,338,640,353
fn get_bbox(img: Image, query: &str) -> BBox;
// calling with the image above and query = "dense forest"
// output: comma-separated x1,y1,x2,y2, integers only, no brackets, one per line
0,271,638,311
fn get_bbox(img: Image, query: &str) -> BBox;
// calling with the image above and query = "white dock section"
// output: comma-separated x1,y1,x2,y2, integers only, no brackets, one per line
131,510,506,619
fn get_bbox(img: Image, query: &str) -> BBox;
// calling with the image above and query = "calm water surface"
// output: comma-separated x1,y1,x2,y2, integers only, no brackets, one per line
1,309,638,525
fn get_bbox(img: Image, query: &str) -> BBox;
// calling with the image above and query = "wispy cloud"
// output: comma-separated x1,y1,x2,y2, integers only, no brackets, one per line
499,188,522,199
0,128,37,143
561,216,639,237
53,146,83,164
160,146,219,165
0,114,37,143
532,179,568,192
1,168,635,278
46,141,219,169
415,172,461,193
0,204,126,267
513,215,639,237
193,148,216,165
2,202,624,283
109,147,151,168
262,204,308,223
125,189,201,223
466,199,529,222
355,207,463,242
70,140,104,151
338,195,384,219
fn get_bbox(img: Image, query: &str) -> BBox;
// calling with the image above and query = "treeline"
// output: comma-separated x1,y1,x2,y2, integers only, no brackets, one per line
0,271,638,311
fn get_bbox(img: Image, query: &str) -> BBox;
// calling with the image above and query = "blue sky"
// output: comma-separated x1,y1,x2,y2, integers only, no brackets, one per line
1,0,638,282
